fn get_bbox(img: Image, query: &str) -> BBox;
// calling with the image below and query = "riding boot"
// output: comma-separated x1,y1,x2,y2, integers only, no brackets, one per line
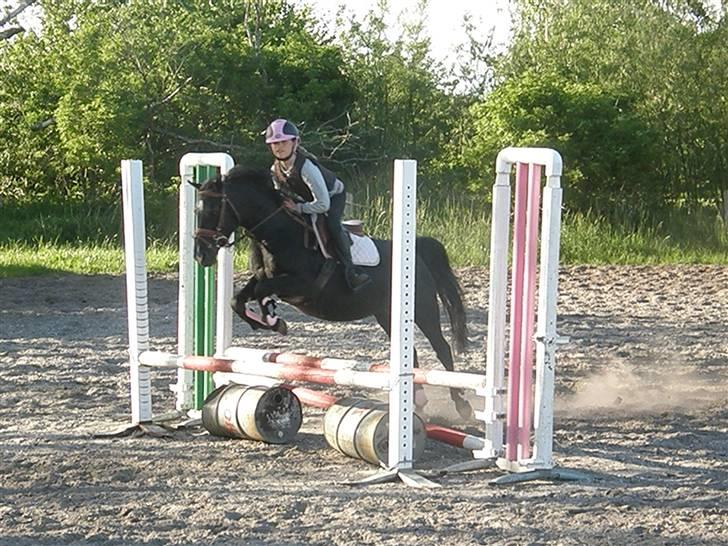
335,230,371,292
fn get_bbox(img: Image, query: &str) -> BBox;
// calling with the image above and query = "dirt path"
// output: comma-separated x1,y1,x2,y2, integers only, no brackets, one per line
1,265,726,545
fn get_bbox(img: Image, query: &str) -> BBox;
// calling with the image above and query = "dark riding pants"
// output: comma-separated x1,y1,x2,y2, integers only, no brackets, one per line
325,192,353,264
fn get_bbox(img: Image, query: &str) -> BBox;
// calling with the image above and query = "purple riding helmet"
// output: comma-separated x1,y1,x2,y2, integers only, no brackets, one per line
265,119,300,144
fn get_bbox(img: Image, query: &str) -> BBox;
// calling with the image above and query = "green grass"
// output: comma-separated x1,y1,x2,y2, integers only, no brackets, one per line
1,196,727,278
560,209,728,264
0,197,178,246
0,240,177,277
351,193,491,267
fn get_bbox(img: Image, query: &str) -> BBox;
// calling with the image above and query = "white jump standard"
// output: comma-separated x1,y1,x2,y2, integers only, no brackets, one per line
445,147,586,484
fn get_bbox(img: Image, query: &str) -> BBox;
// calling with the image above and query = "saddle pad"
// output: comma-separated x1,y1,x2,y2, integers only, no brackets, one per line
350,234,380,266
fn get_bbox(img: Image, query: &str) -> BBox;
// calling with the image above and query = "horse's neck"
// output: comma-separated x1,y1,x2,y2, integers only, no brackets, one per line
247,203,303,254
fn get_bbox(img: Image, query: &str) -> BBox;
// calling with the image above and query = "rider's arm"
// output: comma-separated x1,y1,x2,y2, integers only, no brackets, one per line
297,159,332,215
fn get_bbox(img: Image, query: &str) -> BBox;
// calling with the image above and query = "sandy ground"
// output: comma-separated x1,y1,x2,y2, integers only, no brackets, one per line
1,265,727,545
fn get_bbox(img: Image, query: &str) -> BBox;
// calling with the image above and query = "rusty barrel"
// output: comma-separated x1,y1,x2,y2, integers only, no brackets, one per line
323,397,426,466
201,384,302,444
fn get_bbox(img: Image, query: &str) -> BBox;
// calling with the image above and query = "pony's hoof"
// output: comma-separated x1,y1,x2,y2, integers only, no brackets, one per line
273,318,288,335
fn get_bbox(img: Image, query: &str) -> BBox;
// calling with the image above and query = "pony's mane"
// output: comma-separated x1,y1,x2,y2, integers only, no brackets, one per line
214,165,281,204
223,165,277,197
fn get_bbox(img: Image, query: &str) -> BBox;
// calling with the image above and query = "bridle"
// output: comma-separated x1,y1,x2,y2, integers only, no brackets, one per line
193,183,242,250
193,180,288,250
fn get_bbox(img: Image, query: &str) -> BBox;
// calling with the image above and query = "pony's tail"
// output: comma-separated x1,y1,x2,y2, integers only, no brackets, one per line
416,237,468,353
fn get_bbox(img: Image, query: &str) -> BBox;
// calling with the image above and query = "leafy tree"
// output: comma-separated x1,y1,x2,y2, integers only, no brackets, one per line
334,0,461,186
495,0,728,217
457,71,660,213
0,0,356,201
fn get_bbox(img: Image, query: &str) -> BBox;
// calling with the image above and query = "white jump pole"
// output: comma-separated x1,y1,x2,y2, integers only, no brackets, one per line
472,147,583,484
223,346,488,391
531,156,565,468
473,153,511,460
340,159,436,487
494,147,562,473
121,160,153,424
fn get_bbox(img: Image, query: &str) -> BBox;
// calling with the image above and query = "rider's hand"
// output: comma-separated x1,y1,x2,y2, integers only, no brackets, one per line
282,198,298,211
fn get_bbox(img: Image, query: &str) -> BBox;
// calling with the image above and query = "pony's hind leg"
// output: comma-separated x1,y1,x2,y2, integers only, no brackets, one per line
415,294,474,421
373,312,429,413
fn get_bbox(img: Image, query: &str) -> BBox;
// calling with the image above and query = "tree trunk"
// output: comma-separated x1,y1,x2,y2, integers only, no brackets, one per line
0,27,22,40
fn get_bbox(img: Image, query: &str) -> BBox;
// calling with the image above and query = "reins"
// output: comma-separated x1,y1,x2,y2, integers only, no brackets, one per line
194,183,299,250
194,188,239,248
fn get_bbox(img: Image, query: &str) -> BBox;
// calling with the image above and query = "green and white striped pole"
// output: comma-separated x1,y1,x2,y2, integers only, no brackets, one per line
177,153,235,411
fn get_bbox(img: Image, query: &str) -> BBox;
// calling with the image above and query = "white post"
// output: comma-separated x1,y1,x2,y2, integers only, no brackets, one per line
530,164,564,468
121,160,153,423
214,160,235,355
474,165,511,459
388,159,417,470
175,180,196,411
482,146,565,473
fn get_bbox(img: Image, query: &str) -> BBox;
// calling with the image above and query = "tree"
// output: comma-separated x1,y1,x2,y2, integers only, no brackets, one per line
335,0,460,184
457,71,660,213
0,0,38,40
480,0,728,217
0,0,356,201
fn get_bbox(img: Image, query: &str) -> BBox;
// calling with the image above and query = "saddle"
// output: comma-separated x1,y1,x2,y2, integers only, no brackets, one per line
303,213,334,259
303,215,380,266
344,221,380,266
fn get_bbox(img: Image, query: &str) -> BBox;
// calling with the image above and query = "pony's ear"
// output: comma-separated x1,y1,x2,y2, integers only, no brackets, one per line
187,179,202,189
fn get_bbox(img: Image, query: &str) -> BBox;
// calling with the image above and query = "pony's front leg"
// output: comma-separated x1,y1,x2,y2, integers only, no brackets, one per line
257,295,287,335
231,275,278,331
252,274,316,336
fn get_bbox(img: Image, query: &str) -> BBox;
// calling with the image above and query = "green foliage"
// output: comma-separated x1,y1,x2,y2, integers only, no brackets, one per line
499,0,728,214
2,0,728,274
458,71,662,213
0,240,180,277
334,0,461,182
2,195,725,278
560,208,728,264
0,0,356,201
0,193,177,245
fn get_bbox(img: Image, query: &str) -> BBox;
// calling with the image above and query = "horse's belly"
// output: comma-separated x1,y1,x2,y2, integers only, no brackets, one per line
294,296,376,322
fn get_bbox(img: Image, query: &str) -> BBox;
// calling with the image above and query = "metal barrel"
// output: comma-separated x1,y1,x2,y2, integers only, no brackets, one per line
201,384,302,444
323,397,426,466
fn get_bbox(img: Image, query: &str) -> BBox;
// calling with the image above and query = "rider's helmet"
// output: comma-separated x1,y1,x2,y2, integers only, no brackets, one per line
264,119,300,144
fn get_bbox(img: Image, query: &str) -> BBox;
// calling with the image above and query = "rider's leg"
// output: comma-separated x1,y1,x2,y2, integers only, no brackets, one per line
231,276,269,330
327,193,371,291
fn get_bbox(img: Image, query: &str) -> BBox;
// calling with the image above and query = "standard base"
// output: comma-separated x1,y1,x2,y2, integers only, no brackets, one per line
437,457,589,485
345,468,441,489
93,411,201,439
92,421,176,439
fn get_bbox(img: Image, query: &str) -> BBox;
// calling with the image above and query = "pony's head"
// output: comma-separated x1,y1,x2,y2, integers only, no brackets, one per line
193,175,238,267
193,166,281,267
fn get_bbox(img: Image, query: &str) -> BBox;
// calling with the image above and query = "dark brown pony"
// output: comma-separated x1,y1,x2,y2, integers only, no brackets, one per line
193,165,471,418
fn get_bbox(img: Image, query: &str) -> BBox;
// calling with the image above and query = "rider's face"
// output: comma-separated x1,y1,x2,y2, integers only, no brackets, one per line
270,139,296,160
